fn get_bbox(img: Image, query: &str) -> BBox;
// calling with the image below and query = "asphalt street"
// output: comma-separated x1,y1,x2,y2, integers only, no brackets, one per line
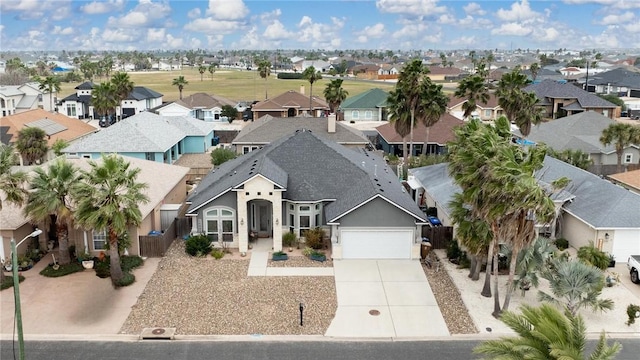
2,338,640,360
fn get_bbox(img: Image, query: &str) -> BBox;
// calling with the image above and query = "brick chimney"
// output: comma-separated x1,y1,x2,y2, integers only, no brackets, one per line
300,85,305,95
328,113,336,133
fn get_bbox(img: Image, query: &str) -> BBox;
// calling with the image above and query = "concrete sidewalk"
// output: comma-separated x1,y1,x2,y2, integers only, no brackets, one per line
247,240,333,277
0,253,158,338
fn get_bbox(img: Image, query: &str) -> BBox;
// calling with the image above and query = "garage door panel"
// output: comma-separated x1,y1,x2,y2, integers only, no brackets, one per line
611,230,640,262
341,229,413,259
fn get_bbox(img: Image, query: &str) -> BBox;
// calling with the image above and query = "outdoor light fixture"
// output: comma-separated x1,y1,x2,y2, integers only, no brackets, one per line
605,233,610,240
12,228,43,360
275,218,279,226
240,218,244,226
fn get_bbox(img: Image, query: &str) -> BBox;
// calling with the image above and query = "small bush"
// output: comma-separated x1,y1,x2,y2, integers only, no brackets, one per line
277,72,304,79
95,260,110,278
114,272,135,287
577,244,610,270
555,238,569,251
211,249,225,259
447,239,462,261
1,275,25,290
210,148,237,166
121,256,143,272
39,262,84,277
302,247,314,257
185,234,212,257
282,232,297,247
626,304,640,326
303,227,325,250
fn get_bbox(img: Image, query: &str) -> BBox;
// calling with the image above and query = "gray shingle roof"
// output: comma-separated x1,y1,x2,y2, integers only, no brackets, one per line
126,86,163,100
412,157,640,229
187,130,425,223
524,79,617,108
588,67,640,89
232,115,369,145
64,112,215,153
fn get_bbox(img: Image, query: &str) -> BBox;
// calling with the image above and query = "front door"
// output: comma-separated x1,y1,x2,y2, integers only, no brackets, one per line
258,204,271,237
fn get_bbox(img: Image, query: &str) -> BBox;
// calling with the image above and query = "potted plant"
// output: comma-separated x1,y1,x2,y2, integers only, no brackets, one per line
272,251,288,261
3,257,12,272
309,250,326,262
78,251,94,269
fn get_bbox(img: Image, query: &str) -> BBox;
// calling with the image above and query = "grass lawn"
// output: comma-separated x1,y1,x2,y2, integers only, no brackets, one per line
58,68,397,103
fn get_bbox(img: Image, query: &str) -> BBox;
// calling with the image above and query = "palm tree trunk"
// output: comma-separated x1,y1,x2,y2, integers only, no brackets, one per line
309,83,314,116
57,222,71,265
492,250,501,317
481,242,493,297
469,253,483,281
502,247,520,311
409,109,415,162
108,227,124,284
422,125,431,156
402,137,408,162
617,153,622,174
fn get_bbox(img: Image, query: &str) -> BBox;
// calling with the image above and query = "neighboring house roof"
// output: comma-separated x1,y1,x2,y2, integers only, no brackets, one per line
427,66,463,76
232,115,369,145
187,130,425,223
340,88,389,110
587,67,640,89
376,113,464,145
15,95,38,109
412,156,640,229
1,109,97,146
608,169,640,193
514,112,623,154
524,79,617,109
75,81,94,90
64,112,215,153
447,93,500,109
0,86,24,96
0,197,29,230
175,92,236,109
126,86,163,101
252,90,329,111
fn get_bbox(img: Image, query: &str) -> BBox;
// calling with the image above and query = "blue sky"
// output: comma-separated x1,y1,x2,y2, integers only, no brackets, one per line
1,0,639,51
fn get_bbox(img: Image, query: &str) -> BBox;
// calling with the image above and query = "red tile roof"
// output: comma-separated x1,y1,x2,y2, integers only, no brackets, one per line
376,113,464,145
2,109,96,145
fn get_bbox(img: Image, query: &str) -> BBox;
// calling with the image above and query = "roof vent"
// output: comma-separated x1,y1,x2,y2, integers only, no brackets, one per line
361,161,365,168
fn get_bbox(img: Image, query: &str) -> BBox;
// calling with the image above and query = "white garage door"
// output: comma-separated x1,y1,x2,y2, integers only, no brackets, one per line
341,228,413,259
611,230,640,262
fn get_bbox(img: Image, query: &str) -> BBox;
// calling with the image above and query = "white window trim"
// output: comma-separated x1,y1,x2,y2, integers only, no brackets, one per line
364,110,373,119
624,153,633,163
204,206,235,242
92,229,107,251
351,110,359,119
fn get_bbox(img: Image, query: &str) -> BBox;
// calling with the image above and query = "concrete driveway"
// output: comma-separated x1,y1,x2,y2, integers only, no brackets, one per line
325,260,449,338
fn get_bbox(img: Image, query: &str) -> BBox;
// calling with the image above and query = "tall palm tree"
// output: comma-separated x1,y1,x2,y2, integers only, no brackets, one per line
208,63,216,80
323,79,349,118
110,72,134,121
496,67,542,136
302,66,322,114
600,123,640,174
0,144,27,210
37,75,61,112
172,75,188,100
257,60,271,100
74,154,149,284
474,304,621,360
387,88,412,160
91,82,119,121
15,127,48,165
529,62,540,81
198,65,206,81
24,158,81,265
418,79,448,155
454,73,489,119
539,259,614,317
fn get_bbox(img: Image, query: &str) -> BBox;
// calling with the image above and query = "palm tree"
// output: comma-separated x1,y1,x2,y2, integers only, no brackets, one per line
600,123,640,174
74,154,149,284
24,158,81,265
387,88,412,160
323,79,349,118
257,60,272,100
91,82,119,121
172,75,188,100
539,259,614,317
418,79,448,155
207,64,216,80
15,127,48,165
37,75,61,112
110,72,134,121
198,65,206,81
474,304,621,360
302,66,322,114
454,73,489,119
0,144,27,210
496,67,543,136
529,62,540,81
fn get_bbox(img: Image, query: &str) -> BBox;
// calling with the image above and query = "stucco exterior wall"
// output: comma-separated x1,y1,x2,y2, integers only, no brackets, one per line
560,211,595,249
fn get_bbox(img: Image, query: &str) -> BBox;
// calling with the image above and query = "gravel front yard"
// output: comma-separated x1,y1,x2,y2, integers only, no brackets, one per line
121,241,336,335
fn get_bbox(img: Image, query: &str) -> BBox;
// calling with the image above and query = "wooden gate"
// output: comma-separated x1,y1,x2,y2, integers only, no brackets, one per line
421,226,453,249
139,220,176,257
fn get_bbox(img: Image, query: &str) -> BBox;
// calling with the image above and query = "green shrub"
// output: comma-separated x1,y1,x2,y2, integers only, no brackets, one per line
121,256,143,272
210,148,237,166
626,304,640,326
1,275,25,290
185,234,212,257
555,238,569,251
303,227,325,250
95,260,111,278
302,247,314,257
447,239,462,260
277,72,304,79
577,244,610,270
114,272,135,287
39,262,84,277
282,232,298,247
211,249,225,259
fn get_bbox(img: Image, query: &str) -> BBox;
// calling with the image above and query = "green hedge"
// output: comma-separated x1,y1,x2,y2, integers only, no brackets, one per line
39,262,84,277
277,72,303,79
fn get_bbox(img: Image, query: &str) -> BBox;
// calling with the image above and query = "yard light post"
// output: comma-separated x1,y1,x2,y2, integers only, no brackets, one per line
299,302,305,326
11,228,42,360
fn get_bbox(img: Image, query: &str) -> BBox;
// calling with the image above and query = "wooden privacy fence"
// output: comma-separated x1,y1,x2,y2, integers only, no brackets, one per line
421,226,453,249
139,219,177,257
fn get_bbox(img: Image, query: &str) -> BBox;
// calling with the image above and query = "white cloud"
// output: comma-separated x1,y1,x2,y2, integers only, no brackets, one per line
623,23,640,32
187,8,201,19
491,22,533,36
107,1,172,28
207,34,224,48
206,0,249,20
296,16,345,49
146,28,165,42
102,28,136,43
535,27,560,42
437,14,456,24
357,23,386,38
80,0,125,15
496,0,541,22
263,20,294,40
0,0,62,20
449,35,478,47
600,11,635,25
260,9,282,22
376,0,447,16
392,23,429,39
184,18,246,34
165,34,185,49
52,26,74,35
463,2,486,16
563,0,640,9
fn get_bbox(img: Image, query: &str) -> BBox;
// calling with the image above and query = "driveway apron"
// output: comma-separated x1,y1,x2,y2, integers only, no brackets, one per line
325,260,449,338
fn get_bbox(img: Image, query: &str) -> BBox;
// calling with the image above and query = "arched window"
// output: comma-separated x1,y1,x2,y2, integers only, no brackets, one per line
205,207,235,242
351,110,360,120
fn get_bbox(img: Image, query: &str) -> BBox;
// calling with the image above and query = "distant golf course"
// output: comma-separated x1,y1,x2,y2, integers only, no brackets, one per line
58,67,398,103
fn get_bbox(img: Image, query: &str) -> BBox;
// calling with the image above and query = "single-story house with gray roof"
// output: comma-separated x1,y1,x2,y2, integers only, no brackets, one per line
524,79,618,119
231,114,370,154
63,112,216,163
409,156,640,262
186,130,427,259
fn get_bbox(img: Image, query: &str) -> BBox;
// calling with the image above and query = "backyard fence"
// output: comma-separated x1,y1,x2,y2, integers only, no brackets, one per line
422,226,453,249
139,219,178,257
